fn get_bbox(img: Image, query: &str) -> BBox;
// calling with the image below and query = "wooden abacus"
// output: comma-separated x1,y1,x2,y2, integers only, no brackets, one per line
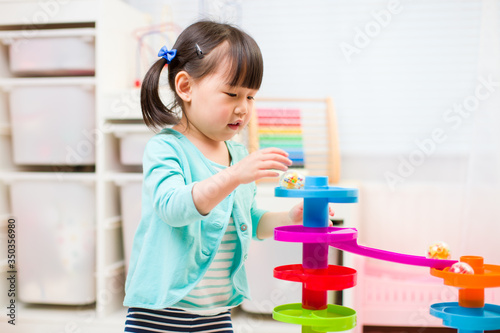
248,97,340,184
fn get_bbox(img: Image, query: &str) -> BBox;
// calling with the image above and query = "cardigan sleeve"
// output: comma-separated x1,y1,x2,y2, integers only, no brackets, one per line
143,135,211,227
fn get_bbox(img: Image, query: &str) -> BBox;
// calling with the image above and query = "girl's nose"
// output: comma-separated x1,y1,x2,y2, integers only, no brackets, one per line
234,105,248,115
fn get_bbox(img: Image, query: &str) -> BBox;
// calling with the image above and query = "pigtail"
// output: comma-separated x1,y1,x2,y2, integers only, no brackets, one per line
141,58,178,130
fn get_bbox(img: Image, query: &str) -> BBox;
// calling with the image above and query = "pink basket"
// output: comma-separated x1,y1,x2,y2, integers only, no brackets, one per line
353,257,500,329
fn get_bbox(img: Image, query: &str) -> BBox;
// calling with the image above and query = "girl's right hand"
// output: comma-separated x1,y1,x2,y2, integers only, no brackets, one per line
230,147,292,184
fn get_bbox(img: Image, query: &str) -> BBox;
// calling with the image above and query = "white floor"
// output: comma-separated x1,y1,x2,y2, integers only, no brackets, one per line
0,304,299,333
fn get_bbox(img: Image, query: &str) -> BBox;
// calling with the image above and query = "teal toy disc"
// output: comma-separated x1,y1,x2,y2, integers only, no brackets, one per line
430,302,500,331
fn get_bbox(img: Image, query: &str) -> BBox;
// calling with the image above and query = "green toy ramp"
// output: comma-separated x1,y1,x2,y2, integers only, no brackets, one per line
273,303,356,332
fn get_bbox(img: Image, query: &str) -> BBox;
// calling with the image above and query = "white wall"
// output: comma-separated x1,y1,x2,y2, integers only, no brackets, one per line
124,0,487,185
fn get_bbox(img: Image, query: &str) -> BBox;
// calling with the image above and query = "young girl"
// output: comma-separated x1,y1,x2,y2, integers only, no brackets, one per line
123,20,306,333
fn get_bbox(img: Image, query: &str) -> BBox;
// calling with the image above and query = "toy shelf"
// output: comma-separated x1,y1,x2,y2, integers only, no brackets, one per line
0,0,151,330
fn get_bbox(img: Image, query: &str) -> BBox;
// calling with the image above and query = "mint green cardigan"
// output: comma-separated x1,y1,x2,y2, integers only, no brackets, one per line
123,128,267,309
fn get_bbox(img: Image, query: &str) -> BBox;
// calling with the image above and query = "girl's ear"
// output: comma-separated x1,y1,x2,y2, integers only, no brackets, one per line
175,71,192,103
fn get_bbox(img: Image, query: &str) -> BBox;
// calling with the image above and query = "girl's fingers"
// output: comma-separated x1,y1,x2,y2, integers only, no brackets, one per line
329,206,335,216
258,170,280,178
260,153,292,166
277,156,293,166
260,147,289,157
257,162,288,173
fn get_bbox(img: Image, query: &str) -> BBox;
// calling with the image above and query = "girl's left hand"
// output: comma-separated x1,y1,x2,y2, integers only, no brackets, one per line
288,202,335,226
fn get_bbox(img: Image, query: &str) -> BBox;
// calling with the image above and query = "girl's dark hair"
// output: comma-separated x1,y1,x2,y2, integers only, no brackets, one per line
141,20,264,130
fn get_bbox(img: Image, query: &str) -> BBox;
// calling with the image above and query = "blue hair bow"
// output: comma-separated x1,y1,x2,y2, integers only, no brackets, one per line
158,45,177,64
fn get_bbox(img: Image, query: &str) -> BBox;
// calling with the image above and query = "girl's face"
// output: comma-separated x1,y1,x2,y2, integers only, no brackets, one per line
181,62,258,144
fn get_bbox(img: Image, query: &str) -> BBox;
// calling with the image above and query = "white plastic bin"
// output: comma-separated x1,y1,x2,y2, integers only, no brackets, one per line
9,83,95,165
10,180,96,305
5,29,95,76
119,180,142,273
118,132,154,166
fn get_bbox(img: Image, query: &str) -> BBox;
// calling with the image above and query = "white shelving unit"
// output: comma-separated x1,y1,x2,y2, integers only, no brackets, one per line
0,0,150,331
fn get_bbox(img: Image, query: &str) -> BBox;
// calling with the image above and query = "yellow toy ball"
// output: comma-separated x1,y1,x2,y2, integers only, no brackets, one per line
279,171,305,190
427,241,451,260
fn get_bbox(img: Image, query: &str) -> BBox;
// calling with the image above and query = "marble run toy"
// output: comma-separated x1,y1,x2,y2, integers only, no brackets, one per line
272,175,500,333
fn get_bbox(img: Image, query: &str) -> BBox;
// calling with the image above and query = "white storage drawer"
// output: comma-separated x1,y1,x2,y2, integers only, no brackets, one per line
3,29,95,76
9,81,95,165
10,179,96,305
119,180,142,273
115,127,154,166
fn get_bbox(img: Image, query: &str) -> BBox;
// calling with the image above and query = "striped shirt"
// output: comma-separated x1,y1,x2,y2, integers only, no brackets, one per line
173,162,241,315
